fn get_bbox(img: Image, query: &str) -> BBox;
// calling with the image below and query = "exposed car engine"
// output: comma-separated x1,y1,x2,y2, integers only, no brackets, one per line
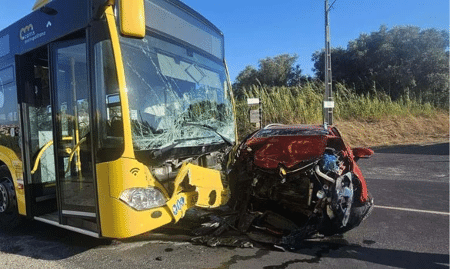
225,124,374,249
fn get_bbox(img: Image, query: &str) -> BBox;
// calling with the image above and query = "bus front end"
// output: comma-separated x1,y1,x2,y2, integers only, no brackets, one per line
96,0,236,238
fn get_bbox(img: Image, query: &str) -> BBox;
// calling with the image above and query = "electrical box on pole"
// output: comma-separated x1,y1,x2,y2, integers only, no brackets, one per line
247,98,262,128
324,0,334,126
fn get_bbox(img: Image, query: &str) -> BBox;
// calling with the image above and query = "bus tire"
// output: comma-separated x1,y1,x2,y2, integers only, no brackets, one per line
0,165,20,230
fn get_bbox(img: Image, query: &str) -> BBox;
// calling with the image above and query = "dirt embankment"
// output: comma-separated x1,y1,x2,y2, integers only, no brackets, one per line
334,112,449,148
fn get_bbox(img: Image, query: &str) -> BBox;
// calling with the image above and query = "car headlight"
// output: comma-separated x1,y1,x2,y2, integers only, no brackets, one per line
119,187,167,211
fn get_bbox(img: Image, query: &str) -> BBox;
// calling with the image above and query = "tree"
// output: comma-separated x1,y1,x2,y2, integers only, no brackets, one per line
312,25,449,106
257,54,300,86
233,54,303,97
233,65,258,99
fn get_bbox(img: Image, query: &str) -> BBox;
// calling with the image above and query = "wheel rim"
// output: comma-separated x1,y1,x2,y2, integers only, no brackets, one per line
0,183,8,213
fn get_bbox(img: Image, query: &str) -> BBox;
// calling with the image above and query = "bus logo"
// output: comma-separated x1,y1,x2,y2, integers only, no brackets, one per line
19,24,35,40
130,168,140,176
172,197,185,216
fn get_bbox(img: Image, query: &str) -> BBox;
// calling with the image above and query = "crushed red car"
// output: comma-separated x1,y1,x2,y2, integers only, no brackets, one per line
225,124,374,249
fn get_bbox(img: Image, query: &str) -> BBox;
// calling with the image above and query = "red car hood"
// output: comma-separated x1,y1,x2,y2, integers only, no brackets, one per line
246,135,327,169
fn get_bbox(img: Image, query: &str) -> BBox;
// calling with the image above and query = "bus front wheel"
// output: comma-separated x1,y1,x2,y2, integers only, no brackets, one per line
0,165,20,230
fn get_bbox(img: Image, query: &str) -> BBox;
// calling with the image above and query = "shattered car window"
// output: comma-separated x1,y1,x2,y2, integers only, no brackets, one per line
254,125,329,138
120,35,235,152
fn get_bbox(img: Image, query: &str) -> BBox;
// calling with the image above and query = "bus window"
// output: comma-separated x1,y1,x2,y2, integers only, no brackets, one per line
30,64,54,184
94,39,124,162
0,66,20,156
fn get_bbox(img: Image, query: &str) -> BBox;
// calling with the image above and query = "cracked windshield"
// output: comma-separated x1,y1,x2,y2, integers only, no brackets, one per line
120,35,235,152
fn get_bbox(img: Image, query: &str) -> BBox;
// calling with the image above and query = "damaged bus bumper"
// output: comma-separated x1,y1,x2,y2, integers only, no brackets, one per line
97,159,228,238
166,163,229,222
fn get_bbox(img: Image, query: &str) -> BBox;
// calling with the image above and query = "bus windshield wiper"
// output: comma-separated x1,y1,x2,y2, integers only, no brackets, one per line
149,141,180,159
183,122,233,146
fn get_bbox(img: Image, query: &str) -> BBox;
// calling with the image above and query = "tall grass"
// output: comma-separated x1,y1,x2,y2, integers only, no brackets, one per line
235,82,443,138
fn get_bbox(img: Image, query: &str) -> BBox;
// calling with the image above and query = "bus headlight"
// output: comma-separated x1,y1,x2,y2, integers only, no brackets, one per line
119,187,167,211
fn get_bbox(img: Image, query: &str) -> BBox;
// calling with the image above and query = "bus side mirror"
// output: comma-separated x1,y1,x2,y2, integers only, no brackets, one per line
352,147,374,162
119,0,145,38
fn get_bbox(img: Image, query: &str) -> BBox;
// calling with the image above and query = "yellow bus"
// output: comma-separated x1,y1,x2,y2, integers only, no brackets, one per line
0,0,236,238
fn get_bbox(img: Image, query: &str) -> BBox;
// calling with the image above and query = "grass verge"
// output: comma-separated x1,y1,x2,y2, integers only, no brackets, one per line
235,84,449,147
335,113,449,148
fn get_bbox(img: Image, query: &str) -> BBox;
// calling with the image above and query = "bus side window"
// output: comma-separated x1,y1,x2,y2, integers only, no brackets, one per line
0,66,20,155
94,38,124,161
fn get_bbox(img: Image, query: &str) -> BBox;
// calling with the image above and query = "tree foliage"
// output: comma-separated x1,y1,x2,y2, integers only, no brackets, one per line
312,25,449,107
233,54,303,98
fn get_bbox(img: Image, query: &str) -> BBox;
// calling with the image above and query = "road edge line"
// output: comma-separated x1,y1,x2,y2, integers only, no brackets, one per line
374,205,450,216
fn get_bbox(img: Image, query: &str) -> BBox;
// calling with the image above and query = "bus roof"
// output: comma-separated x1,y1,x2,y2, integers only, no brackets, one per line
0,0,89,59
0,0,224,60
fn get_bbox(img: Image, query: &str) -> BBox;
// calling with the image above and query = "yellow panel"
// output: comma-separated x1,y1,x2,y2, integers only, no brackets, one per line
97,158,172,238
171,163,226,208
100,195,173,238
96,157,163,199
119,0,146,38
0,146,26,216
105,6,135,158
188,164,224,207
96,159,175,237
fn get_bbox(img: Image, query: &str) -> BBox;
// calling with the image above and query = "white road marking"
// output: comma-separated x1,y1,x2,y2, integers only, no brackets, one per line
374,205,450,216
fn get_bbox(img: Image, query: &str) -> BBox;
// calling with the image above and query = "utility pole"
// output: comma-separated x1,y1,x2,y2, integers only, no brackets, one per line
323,0,334,126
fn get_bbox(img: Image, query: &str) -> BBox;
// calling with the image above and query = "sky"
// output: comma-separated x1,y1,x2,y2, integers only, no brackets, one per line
0,0,448,82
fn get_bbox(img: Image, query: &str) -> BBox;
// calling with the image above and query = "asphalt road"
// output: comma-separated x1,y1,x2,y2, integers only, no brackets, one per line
0,143,448,269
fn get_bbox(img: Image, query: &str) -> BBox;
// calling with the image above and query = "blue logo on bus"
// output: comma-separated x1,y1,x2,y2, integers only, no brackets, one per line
172,197,185,216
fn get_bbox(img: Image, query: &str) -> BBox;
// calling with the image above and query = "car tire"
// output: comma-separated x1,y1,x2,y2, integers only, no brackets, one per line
0,165,20,230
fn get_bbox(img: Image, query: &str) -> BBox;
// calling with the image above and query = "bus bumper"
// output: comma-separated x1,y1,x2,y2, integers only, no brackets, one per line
166,163,229,222
97,160,228,239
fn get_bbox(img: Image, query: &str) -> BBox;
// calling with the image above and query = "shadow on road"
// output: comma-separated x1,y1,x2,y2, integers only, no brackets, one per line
2,220,448,268
261,239,449,269
0,220,111,260
374,143,449,155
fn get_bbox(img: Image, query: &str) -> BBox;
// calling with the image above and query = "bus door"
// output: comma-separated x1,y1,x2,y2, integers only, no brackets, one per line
17,47,57,217
50,38,99,235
